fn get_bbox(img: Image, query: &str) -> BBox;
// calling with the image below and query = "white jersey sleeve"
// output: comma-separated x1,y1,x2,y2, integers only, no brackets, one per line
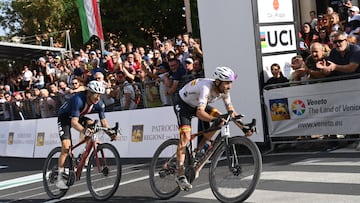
179,78,229,108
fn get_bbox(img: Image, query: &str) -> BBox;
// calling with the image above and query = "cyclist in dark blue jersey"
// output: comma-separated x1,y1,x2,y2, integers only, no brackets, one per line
56,80,118,189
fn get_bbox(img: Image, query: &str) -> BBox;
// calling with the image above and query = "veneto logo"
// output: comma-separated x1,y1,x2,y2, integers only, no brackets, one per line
291,100,306,116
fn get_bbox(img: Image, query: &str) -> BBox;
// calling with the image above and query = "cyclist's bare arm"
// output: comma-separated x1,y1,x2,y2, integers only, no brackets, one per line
223,96,253,137
100,118,110,128
71,117,87,134
100,118,120,141
196,105,216,122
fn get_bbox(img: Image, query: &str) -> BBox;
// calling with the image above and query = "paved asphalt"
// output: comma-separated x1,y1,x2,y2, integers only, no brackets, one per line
0,141,359,203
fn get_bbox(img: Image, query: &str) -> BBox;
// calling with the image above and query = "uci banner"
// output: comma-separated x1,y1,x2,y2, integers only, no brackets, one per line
264,79,360,137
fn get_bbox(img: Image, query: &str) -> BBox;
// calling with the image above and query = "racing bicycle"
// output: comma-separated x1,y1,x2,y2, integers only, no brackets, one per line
42,120,122,200
149,111,262,203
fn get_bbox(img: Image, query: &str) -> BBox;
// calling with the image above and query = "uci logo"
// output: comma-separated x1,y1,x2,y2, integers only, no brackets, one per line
261,30,294,48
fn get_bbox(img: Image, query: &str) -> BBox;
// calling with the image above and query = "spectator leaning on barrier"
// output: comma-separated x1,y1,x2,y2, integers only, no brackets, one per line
304,42,328,80
317,30,360,77
289,55,307,82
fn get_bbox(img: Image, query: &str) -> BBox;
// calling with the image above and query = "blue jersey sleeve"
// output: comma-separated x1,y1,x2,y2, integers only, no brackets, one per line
94,100,106,120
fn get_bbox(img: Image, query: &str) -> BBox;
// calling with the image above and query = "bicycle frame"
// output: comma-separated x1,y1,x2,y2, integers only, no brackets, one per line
43,121,121,200
69,122,118,180
185,113,234,177
70,134,99,180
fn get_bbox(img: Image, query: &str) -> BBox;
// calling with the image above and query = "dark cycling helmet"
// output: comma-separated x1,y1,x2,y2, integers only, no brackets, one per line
87,80,106,94
212,66,237,81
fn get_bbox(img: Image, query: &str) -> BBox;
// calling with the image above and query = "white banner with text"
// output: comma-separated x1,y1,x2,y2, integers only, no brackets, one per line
0,106,198,158
264,79,360,137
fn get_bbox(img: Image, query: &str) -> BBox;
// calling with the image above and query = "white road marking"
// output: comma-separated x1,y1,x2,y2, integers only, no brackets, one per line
0,173,42,190
0,165,8,169
43,175,149,203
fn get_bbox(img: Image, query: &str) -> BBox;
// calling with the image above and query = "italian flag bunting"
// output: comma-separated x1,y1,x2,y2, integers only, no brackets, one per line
77,0,104,44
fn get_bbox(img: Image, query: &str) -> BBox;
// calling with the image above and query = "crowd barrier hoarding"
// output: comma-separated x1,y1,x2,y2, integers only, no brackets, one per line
264,79,360,137
1,106,199,158
0,120,37,157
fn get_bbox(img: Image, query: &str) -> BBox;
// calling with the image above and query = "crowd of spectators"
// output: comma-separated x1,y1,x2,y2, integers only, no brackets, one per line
264,2,360,149
265,1,360,87
0,32,204,121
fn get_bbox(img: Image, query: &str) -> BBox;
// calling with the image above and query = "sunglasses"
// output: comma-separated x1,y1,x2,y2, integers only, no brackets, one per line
333,39,346,44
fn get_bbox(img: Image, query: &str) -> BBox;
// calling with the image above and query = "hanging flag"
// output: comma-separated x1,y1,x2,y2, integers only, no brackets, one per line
77,0,104,44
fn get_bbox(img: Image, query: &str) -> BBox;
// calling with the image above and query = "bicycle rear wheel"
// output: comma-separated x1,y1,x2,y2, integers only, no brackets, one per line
149,138,181,199
86,143,122,200
42,147,68,199
209,136,262,203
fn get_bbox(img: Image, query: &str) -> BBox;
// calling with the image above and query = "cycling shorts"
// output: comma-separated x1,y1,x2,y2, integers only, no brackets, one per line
173,94,216,128
58,116,91,141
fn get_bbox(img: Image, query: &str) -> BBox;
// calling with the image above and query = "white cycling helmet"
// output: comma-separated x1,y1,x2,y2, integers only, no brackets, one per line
87,80,106,94
212,66,237,82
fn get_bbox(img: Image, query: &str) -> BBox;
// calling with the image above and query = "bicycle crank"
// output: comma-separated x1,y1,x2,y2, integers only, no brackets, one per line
102,166,109,176
231,165,242,176
185,166,196,183
65,170,76,186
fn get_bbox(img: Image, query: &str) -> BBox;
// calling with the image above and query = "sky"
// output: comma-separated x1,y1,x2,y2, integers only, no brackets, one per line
0,27,6,36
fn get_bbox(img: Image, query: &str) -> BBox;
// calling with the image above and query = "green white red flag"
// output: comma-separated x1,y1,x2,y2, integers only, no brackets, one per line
77,0,104,43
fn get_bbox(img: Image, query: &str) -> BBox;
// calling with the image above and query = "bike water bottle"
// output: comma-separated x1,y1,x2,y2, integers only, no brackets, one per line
202,140,211,153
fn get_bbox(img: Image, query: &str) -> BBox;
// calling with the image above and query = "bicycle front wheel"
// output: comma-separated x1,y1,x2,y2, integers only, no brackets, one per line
209,136,262,203
86,143,122,201
149,138,180,199
42,147,68,199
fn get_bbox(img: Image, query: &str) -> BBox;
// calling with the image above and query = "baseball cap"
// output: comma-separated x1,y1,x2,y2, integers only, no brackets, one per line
90,51,96,55
350,6,359,12
55,56,61,60
185,58,194,64
103,51,110,56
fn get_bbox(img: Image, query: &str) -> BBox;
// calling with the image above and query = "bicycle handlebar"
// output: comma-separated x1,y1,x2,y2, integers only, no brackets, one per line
199,111,256,135
85,120,120,141
87,120,119,132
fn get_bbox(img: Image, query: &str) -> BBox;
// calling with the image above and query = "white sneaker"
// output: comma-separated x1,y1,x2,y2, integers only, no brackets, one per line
56,175,68,189
176,175,192,191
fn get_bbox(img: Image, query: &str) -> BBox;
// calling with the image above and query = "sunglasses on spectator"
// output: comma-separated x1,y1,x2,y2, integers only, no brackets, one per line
72,82,79,85
333,39,346,44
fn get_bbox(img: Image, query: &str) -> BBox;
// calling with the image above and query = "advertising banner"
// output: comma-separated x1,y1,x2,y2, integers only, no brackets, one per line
257,0,294,23
5,120,37,157
0,121,10,156
3,106,191,158
33,117,62,158
264,79,360,137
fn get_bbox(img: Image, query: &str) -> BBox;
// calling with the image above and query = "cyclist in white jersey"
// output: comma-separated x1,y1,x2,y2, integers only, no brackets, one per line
173,66,253,190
